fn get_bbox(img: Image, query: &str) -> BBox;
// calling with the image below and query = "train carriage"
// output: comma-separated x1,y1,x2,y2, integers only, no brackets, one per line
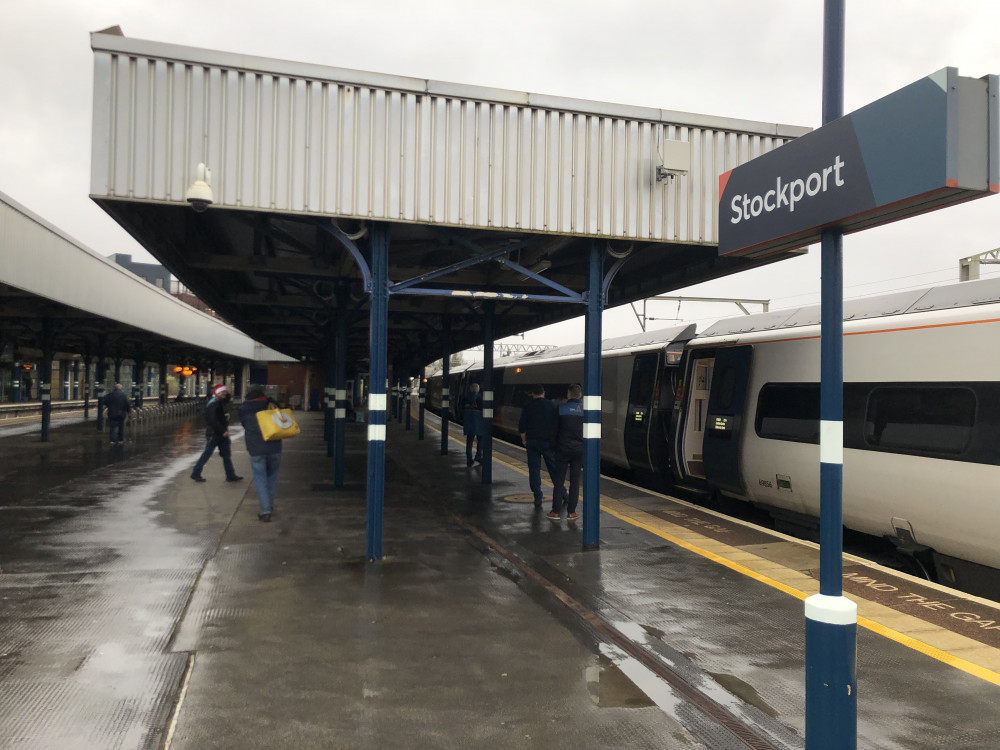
672,277,1000,596
425,277,1000,599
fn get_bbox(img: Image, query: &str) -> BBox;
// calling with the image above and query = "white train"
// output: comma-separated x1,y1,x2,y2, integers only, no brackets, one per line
426,277,1000,599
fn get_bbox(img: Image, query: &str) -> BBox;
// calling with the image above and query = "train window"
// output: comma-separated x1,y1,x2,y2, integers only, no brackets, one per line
864,386,975,455
715,367,737,410
629,356,656,406
755,384,820,443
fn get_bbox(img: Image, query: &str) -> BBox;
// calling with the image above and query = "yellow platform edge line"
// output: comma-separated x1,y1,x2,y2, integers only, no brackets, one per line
601,499,1000,688
431,424,1000,685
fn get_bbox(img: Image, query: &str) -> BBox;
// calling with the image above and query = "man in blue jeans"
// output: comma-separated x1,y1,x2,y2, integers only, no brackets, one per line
518,384,559,508
239,387,282,522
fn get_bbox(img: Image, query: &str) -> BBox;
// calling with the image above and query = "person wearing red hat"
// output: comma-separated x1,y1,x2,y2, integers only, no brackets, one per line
190,383,243,483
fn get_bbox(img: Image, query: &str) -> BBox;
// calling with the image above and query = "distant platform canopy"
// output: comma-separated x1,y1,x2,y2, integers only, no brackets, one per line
0,191,290,366
90,30,811,366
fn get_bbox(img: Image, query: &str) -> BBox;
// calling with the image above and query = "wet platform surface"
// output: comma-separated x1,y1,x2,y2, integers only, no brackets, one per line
2,406,999,749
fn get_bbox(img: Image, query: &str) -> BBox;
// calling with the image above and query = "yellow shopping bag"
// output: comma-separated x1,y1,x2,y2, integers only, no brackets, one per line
256,405,301,441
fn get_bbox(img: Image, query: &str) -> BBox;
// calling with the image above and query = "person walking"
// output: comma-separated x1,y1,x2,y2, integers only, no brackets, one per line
105,382,131,445
238,387,282,522
518,384,559,508
549,383,585,521
461,383,484,466
190,384,243,483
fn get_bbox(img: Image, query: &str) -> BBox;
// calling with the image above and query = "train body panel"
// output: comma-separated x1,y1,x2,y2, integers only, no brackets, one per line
425,278,1000,596
673,282,1000,592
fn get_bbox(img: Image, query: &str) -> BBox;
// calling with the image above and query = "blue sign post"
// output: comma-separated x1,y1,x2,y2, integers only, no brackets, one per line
716,5,998,749
805,4,857,749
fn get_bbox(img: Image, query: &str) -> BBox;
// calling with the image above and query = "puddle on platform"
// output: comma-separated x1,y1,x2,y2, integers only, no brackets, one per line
585,654,655,708
707,671,779,718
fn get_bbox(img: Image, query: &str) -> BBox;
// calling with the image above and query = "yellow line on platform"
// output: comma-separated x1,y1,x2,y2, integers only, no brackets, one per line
602,499,1000,688
429,419,1000,685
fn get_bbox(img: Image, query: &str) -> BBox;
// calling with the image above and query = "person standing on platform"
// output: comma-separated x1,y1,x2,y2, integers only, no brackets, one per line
518,384,558,508
105,382,131,445
239,387,282,522
191,384,243,483
461,383,484,466
549,383,585,521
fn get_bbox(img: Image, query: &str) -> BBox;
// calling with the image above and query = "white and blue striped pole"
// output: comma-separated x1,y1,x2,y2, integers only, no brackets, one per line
482,301,495,485
806,2,857,747
582,239,603,550
440,317,451,456
418,363,426,440
365,223,390,561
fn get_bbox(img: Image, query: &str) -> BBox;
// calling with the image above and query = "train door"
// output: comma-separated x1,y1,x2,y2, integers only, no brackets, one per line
701,345,753,495
677,352,714,480
623,353,658,473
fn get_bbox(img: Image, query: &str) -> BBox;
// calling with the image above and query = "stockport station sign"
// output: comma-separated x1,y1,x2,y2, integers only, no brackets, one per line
719,67,999,258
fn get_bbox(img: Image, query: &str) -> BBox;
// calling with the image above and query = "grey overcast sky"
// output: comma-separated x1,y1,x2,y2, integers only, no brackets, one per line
1,0,997,345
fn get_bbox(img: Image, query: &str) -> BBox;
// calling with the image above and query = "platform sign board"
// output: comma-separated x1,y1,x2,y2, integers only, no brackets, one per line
719,68,999,258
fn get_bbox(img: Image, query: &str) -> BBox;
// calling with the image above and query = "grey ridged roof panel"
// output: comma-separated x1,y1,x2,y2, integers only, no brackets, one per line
89,32,811,246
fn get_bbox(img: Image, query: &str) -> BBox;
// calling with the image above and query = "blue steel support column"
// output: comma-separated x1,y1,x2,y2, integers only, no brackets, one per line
405,376,412,430
806,2,857,748
366,222,390,561
39,318,54,442
481,301,495,484
95,341,107,432
418,333,427,440
159,354,168,405
582,239,604,550
82,351,92,418
440,318,451,455
72,359,80,400
334,304,348,487
325,335,336,458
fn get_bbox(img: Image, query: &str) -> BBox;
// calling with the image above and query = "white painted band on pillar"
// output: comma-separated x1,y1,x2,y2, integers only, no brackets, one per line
368,424,386,441
484,390,493,400
41,394,51,401
419,398,425,404
336,389,346,399
583,423,601,439
820,420,844,464
584,396,601,410
804,594,857,625
442,387,449,395
419,387,426,395
335,408,346,419
370,393,387,410
483,408,494,418
442,398,450,407
325,388,335,395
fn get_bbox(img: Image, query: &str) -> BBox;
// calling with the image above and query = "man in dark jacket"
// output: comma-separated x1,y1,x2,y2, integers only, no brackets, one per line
190,384,243,483
549,383,585,521
461,383,484,466
239,387,282,522
105,382,131,445
518,384,559,507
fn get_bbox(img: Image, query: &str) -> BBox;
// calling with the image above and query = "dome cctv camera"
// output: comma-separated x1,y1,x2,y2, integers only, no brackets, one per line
184,163,214,212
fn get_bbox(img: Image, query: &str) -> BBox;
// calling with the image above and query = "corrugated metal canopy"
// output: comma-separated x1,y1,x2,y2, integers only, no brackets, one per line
90,30,812,371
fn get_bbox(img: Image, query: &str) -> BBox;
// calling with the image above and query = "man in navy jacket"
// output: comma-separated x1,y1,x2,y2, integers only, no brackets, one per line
549,383,584,521
518,384,558,507
190,384,243,483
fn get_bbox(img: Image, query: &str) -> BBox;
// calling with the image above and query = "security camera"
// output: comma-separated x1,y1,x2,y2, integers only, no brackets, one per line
184,163,214,212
